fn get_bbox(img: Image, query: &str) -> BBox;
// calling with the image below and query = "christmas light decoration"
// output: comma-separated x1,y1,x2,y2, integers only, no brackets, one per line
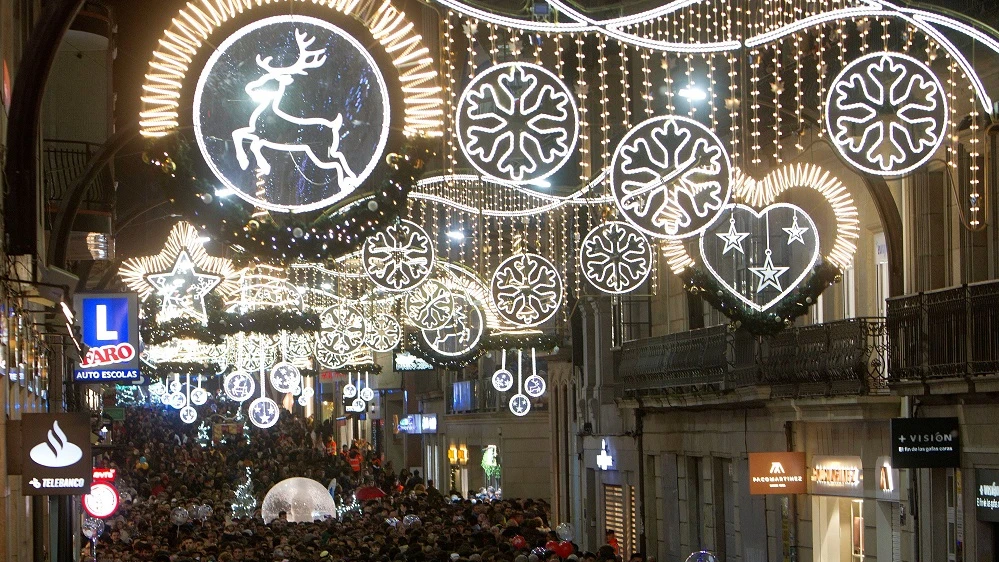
490,253,564,327
362,220,435,291
579,221,653,294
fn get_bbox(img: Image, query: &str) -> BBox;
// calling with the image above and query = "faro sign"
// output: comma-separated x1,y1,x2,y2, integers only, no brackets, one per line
73,293,140,382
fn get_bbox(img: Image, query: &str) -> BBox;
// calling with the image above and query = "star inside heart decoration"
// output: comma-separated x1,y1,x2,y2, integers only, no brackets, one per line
662,164,860,334
120,222,240,324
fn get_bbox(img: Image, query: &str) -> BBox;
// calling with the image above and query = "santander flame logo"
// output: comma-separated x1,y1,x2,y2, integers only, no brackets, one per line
29,421,83,468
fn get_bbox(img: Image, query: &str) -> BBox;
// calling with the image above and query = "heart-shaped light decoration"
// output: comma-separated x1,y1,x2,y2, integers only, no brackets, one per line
663,163,859,331
699,203,819,312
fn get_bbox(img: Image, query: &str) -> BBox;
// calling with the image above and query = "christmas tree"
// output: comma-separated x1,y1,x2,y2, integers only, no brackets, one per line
231,466,257,519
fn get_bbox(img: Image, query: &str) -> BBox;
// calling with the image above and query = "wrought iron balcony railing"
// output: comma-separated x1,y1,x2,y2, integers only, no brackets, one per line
616,318,886,399
43,139,115,212
887,280,999,382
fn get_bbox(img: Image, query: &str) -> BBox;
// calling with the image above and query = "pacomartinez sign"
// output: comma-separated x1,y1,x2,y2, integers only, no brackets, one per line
21,413,92,495
891,417,960,468
749,452,806,495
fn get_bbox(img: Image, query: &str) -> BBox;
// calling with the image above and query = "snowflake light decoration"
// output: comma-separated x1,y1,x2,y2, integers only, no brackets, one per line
490,253,564,327
119,222,239,323
611,116,732,239
316,304,367,360
826,52,947,177
362,220,436,291
405,280,456,330
365,313,402,352
180,406,198,424
580,221,653,294
419,294,485,358
456,61,579,184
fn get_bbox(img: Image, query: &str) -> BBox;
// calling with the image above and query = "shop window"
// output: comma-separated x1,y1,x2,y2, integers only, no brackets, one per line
603,484,638,559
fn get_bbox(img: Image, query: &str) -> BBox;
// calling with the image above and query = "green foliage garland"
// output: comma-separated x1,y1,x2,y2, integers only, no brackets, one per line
141,295,321,345
681,261,842,336
146,135,437,263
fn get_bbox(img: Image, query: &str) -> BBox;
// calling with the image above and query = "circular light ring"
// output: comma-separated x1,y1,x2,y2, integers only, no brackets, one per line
610,115,733,239
317,304,367,356
509,393,531,416
193,15,391,213
179,406,199,424
165,392,187,410
524,374,547,398
362,220,436,291
825,51,948,177
223,370,256,402
83,483,120,519
455,62,579,184
490,253,564,327
418,293,485,358
365,313,402,352
140,0,441,139
405,280,456,330
190,387,209,406
359,387,375,402
579,221,653,294
344,383,358,398
491,369,514,392
248,397,280,429
269,362,303,394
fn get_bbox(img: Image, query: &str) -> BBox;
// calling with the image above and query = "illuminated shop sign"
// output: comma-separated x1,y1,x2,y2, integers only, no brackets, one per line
73,293,140,383
811,456,864,498
875,456,900,502
891,417,960,468
976,469,999,522
748,452,806,495
20,413,92,496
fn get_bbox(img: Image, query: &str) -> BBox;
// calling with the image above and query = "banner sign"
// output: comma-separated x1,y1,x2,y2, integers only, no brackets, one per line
891,417,961,468
811,455,864,498
21,413,92,495
976,469,999,522
74,293,140,382
748,452,806,495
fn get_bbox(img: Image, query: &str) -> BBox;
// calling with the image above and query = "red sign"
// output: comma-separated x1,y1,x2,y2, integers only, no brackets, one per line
748,452,807,495
83,482,120,518
92,468,116,482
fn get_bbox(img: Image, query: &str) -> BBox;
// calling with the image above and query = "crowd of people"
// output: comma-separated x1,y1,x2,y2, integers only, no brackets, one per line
89,406,641,562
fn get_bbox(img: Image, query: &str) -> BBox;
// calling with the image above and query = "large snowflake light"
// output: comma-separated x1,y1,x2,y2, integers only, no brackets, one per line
456,62,578,184
490,253,563,327
611,116,731,239
362,220,435,291
365,313,402,352
316,304,367,360
580,221,653,294
405,280,455,330
826,52,947,177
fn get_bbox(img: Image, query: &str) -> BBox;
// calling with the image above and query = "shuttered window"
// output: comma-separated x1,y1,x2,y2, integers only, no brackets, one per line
603,484,639,559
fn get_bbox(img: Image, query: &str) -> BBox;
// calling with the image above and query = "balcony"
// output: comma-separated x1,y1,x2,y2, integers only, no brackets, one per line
887,280,999,383
616,318,887,399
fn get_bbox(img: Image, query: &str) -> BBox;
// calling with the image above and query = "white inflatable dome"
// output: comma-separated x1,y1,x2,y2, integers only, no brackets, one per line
260,477,337,524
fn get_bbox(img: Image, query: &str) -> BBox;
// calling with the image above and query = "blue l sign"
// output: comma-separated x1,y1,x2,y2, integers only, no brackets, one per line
74,293,140,383
81,297,128,346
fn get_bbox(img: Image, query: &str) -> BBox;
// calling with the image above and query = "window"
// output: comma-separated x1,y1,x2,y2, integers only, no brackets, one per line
603,484,639,560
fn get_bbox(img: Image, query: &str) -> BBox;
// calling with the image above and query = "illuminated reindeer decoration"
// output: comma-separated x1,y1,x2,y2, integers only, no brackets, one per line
232,29,358,188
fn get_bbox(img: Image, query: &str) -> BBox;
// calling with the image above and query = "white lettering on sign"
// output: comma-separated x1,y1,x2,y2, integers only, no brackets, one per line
80,343,135,368
95,304,119,340
40,478,85,488
812,465,861,487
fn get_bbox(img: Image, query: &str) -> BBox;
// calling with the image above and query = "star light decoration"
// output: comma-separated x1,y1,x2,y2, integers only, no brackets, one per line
120,222,239,324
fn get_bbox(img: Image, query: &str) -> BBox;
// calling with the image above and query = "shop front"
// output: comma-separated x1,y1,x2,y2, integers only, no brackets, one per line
810,455,866,562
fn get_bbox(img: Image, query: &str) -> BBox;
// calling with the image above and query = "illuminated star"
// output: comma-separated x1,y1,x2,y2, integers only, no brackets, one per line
749,250,790,293
146,250,222,323
716,218,749,255
782,214,809,245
